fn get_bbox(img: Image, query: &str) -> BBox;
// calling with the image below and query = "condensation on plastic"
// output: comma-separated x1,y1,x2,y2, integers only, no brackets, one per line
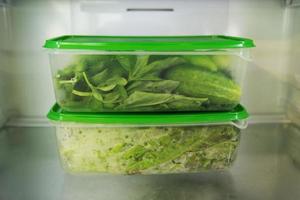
286,125,300,168
48,51,250,113
54,122,243,175
50,120,248,129
47,49,252,59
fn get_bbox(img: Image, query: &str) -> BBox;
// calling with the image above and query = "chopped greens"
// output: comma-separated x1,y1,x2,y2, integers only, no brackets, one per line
54,54,240,112
57,125,240,174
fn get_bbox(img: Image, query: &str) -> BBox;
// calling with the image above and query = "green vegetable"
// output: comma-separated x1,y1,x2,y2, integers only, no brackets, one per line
57,125,240,174
211,55,232,70
90,68,110,86
126,80,179,94
116,55,136,72
117,91,173,109
103,85,128,105
54,54,240,112
82,72,103,102
165,65,241,107
183,55,218,71
116,91,207,111
130,55,150,80
76,55,111,75
183,55,233,73
130,56,185,80
166,95,208,111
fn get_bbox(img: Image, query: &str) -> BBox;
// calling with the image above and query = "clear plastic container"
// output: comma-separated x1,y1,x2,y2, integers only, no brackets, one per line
286,125,300,168
44,35,255,112
287,87,300,126
0,129,7,167
47,103,249,175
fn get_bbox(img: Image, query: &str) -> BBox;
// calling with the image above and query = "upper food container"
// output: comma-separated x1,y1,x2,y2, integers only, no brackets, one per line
44,35,255,112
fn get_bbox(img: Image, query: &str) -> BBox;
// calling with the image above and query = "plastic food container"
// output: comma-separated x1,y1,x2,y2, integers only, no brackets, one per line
286,125,300,168
0,129,7,167
287,87,300,126
47,103,249,175
44,35,255,112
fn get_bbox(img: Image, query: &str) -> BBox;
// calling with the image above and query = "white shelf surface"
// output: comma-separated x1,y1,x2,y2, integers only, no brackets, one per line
0,123,300,200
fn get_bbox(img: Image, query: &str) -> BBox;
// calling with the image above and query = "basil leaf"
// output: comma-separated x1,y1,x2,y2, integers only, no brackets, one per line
127,80,179,94
116,55,136,72
130,57,185,80
102,85,128,104
96,77,128,91
167,95,208,110
72,89,93,97
130,55,150,80
117,91,172,109
145,57,186,74
131,74,162,81
91,68,110,86
103,91,120,104
82,72,103,102
87,97,104,111
117,85,128,101
75,55,112,75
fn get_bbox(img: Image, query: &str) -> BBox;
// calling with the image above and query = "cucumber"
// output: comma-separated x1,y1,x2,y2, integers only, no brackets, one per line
164,65,241,105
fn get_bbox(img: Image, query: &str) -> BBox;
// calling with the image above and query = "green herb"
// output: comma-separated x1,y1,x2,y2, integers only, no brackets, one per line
54,54,240,111
166,95,208,111
183,55,218,71
211,55,232,70
126,80,179,94
117,91,173,109
116,55,136,72
130,56,186,80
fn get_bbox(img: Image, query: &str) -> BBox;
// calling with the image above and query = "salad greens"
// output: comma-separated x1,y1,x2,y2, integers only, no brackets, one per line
57,125,240,174
54,54,240,112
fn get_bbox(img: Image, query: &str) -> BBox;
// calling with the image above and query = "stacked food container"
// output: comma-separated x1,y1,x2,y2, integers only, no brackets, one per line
44,35,255,175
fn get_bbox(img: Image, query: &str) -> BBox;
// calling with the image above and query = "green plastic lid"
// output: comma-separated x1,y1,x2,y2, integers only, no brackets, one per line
47,103,249,126
43,35,255,51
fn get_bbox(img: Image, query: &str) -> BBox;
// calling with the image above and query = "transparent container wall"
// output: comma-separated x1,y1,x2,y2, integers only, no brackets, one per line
287,87,300,127
48,50,249,112
0,129,8,166
286,125,300,168
55,123,241,175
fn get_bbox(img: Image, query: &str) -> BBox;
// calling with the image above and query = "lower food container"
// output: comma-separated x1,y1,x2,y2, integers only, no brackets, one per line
286,125,300,168
47,104,249,175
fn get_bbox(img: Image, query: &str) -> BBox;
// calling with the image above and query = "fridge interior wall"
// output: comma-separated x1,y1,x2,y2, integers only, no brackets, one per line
0,0,11,126
0,0,299,126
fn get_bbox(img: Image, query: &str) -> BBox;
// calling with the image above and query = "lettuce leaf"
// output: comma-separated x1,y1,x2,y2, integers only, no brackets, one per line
57,125,240,174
